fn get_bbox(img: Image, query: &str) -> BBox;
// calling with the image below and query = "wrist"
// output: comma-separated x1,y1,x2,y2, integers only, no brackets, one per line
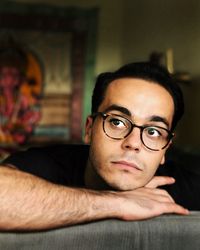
87,189,121,220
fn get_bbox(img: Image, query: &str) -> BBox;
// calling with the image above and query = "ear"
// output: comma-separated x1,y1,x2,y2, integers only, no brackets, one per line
160,139,173,165
84,116,93,144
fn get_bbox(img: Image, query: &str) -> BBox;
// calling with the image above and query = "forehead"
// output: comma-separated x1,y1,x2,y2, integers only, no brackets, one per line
98,78,174,127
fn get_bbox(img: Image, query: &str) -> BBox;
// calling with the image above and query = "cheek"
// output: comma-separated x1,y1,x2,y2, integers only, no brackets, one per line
139,150,165,177
91,120,112,151
147,153,165,174
89,129,117,171
90,133,109,164
89,142,109,180
90,126,106,164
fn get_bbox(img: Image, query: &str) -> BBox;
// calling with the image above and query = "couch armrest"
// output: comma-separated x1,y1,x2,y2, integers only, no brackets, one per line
0,212,200,250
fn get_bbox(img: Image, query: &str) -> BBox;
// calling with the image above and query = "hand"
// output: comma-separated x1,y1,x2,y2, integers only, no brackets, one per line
145,176,175,188
113,177,189,221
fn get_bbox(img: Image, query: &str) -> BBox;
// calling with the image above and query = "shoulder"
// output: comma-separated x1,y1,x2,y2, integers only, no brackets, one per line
2,144,89,185
157,147,200,210
3,144,89,166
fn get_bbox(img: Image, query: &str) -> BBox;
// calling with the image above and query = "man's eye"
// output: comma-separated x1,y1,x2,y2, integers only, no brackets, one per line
146,127,161,137
109,118,126,128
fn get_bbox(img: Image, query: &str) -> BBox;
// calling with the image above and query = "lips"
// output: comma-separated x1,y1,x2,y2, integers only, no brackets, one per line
111,161,142,171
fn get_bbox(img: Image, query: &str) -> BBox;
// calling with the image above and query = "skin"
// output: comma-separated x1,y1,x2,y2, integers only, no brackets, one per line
84,78,174,191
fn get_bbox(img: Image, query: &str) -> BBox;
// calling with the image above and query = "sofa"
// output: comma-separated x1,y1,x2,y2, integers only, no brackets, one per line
0,212,200,250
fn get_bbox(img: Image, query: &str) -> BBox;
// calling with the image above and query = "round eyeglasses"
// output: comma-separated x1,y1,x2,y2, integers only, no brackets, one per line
92,112,174,151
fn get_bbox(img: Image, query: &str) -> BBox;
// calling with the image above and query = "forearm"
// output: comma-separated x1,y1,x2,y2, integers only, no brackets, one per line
0,166,117,231
0,167,188,231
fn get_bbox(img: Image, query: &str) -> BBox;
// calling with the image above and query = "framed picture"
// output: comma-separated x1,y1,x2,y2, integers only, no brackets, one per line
0,1,98,146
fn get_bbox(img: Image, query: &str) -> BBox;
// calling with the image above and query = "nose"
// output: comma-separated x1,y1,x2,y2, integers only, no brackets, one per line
121,126,142,151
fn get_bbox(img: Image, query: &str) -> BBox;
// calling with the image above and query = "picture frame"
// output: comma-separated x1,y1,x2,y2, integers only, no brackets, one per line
0,1,98,145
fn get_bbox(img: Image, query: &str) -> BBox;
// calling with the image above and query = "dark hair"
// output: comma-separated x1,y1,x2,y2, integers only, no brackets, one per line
92,62,184,131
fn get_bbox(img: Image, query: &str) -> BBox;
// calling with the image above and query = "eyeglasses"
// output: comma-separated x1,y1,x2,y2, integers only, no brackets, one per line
92,112,174,151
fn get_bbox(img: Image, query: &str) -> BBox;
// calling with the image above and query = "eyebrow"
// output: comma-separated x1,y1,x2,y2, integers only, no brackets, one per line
103,104,170,129
103,105,131,116
148,115,170,128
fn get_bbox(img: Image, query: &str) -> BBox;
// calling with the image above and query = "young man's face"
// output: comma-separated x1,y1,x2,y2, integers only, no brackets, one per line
84,78,174,191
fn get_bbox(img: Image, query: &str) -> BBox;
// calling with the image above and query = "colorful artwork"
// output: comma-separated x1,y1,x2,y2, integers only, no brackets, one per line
0,2,98,145
0,38,42,145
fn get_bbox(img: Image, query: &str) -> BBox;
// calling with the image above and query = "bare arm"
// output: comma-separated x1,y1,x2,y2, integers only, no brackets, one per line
0,166,188,231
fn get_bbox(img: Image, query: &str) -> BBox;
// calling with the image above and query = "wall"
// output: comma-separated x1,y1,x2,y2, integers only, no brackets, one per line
9,0,200,149
10,0,124,131
122,0,200,150
11,0,124,74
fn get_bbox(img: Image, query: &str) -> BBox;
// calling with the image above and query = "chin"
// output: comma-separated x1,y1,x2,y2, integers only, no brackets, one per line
99,169,144,191
106,178,139,191
111,174,144,191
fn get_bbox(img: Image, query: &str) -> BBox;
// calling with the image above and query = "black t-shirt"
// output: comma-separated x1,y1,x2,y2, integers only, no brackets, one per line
3,144,200,210
4,144,89,188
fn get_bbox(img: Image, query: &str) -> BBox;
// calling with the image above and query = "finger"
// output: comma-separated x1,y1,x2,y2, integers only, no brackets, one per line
146,176,175,188
150,189,175,203
142,188,175,203
160,202,189,215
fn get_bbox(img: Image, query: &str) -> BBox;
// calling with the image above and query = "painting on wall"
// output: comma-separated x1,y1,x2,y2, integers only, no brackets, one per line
0,36,42,145
0,1,98,149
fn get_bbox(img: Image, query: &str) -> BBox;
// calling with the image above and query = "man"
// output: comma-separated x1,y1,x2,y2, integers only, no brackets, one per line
1,61,197,231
